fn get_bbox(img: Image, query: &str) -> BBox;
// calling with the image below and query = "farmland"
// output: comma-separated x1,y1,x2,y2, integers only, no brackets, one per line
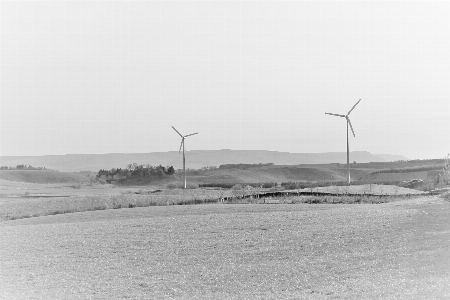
0,176,427,222
0,156,446,188
1,195,450,299
1,160,449,298
0,170,90,184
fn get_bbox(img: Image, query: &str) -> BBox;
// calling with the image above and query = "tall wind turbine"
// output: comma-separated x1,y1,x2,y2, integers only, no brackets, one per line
172,126,198,189
325,99,361,184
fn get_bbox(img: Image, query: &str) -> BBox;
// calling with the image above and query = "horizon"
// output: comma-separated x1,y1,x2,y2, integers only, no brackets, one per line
0,149,409,158
1,1,450,160
0,149,416,173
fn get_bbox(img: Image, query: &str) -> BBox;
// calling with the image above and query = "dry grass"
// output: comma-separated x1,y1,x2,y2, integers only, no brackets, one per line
0,186,421,222
0,189,233,221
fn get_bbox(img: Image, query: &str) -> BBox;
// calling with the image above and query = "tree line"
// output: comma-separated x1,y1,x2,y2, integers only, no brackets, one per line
96,163,175,182
0,165,49,170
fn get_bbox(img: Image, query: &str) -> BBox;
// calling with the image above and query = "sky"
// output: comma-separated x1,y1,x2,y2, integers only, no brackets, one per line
1,1,450,160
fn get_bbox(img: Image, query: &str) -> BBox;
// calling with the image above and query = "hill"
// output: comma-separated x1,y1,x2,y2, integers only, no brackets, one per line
0,150,408,172
0,170,90,184
173,160,445,186
182,166,369,184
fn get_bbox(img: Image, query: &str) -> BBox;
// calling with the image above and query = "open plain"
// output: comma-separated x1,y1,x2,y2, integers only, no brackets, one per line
1,195,450,299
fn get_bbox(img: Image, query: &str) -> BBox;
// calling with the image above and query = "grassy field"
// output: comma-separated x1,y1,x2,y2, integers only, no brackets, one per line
0,192,224,221
364,171,429,182
0,170,90,184
1,196,449,299
0,183,425,222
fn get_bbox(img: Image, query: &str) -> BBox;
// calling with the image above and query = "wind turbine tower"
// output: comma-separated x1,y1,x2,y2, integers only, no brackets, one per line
325,99,361,185
172,126,198,189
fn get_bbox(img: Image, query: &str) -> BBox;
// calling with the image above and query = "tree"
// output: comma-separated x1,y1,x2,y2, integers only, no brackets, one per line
166,166,175,175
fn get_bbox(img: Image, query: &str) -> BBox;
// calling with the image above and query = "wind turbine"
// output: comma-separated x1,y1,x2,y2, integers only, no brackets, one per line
325,99,361,185
172,126,198,189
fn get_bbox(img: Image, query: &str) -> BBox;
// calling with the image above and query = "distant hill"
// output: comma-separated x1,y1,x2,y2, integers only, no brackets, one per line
182,166,371,185
0,170,90,184
0,150,408,172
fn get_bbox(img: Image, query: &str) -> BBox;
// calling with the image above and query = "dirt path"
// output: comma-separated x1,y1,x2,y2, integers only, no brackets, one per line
1,196,449,299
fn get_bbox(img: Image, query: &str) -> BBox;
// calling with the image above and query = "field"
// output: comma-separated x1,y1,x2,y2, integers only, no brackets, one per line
1,157,445,189
2,195,450,299
1,164,449,298
172,161,445,185
0,170,90,184
0,178,426,221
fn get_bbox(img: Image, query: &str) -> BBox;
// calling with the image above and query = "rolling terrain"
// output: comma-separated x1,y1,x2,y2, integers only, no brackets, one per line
179,160,445,186
0,158,444,187
0,150,408,172
2,150,428,187
0,170,90,184
183,165,369,184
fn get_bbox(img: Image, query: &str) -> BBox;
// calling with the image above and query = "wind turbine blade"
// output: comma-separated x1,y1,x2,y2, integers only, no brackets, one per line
325,112,346,118
179,140,183,153
172,126,183,137
184,132,198,138
347,117,356,137
347,99,361,115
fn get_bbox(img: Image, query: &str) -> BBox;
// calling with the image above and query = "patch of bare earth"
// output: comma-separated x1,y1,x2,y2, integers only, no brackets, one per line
1,196,450,299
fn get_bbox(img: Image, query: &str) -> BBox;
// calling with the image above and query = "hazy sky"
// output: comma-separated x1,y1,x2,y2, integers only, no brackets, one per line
1,1,450,159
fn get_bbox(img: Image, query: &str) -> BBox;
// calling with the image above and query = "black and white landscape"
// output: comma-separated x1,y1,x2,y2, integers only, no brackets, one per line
1,1,450,299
